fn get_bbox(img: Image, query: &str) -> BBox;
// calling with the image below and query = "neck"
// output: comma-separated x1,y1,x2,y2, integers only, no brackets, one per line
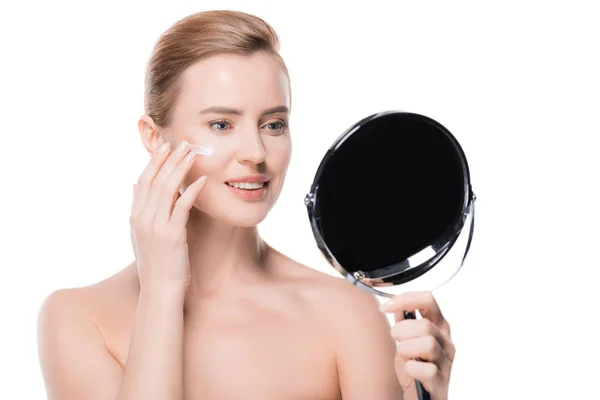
183,206,270,301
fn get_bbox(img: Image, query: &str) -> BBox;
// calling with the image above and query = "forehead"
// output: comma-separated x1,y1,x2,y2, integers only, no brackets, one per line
178,52,290,112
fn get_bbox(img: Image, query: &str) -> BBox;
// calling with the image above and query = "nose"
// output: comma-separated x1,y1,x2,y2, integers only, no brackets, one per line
235,129,267,165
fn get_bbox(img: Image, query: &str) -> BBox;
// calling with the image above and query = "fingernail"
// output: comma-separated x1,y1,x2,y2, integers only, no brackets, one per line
159,142,170,153
185,151,196,163
379,300,394,312
177,140,189,154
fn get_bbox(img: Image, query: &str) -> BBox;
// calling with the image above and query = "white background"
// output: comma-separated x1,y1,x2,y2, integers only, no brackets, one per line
1,1,599,398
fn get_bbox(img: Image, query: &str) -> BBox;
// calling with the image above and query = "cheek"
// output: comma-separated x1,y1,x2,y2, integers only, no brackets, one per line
191,137,239,173
182,154,228,188
265,136,292,169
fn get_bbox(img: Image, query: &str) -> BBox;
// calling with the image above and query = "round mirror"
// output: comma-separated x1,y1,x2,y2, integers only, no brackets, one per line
305,111,476,297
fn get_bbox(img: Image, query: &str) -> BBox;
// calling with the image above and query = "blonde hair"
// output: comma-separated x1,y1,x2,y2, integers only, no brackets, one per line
144,10,290,128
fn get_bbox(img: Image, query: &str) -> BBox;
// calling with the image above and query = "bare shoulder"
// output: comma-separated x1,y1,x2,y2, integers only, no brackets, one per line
269,248,384,322
270,251,401,398
36,283,106,355
38,263,137,321
37,263,138,368
37,282,103,327
37,273,129,398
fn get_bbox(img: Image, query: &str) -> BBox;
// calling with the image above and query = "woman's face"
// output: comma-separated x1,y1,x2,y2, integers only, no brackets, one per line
162,51,292,227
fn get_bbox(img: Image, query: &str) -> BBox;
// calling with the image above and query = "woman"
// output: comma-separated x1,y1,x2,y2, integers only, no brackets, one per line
37,10,455,400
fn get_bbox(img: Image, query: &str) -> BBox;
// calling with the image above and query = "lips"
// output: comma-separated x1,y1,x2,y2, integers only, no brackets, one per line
225,174,270,184
224,174,270,201
225,181,269,201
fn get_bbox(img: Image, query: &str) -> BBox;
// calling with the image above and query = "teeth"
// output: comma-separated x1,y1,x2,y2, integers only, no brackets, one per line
227,182,265,189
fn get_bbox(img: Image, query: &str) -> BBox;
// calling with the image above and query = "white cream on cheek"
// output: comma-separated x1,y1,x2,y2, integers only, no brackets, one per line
189,143,214,157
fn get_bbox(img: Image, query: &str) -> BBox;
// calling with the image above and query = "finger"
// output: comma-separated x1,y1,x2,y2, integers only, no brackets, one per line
154,150,197,223
393,307,406,324
132,142,171,215
143,140,191,222
170,175,207,229
391,319,456,361
380,291,449,335
395,336,446,365
404,360,443,394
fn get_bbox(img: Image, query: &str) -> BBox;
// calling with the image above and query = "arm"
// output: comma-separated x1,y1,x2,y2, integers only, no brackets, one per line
117,286,187,400
37,286,187,400
332,284,405,400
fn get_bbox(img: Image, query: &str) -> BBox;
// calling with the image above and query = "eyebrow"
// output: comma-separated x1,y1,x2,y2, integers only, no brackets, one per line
198,105,289,117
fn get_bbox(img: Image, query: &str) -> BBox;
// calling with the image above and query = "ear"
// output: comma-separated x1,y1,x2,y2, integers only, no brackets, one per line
137,114,169,155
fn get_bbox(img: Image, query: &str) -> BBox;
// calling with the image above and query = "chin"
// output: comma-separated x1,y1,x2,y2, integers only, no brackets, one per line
202,206,269,227
195,197,271,228
228,212,268,227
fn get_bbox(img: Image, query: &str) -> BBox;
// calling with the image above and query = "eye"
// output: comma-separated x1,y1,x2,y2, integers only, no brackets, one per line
263,120,288,134
209,120,231,132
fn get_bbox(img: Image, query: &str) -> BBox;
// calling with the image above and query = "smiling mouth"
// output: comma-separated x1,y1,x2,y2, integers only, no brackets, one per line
225,182,268,190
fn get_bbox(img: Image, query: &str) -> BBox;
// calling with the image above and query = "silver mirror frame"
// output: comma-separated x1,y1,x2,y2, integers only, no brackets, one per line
305,110,477,298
